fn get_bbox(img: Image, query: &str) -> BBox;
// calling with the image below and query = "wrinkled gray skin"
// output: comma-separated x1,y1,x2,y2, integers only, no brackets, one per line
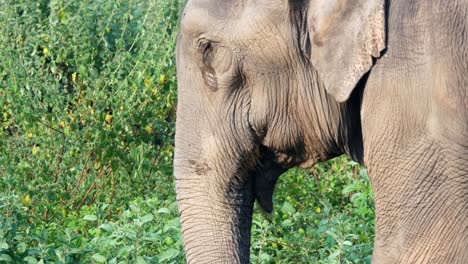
174,0,468,263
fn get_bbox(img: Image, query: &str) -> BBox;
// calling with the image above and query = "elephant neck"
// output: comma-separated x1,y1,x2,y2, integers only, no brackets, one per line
331,80,365,164
300,69,365,165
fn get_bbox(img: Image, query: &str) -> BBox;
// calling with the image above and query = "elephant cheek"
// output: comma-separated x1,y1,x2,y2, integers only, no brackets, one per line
253,161,287,214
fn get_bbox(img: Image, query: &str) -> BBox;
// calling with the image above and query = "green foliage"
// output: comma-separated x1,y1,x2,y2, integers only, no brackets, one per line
1,194,183,263
251,157,374,263
1,0,183,262
0,0,374,263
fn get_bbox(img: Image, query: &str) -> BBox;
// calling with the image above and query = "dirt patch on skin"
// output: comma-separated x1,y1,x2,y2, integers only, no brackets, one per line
188,160,212,175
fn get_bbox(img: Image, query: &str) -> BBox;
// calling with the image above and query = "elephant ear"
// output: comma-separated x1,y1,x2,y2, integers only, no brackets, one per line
295,0,386,102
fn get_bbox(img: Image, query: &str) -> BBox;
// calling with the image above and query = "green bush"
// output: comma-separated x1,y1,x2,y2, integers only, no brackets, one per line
250,158,374,263
0,0,374,263
1,0,183,262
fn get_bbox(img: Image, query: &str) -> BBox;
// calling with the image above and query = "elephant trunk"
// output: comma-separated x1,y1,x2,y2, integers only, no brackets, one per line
175,32,258,262
174,136,255,263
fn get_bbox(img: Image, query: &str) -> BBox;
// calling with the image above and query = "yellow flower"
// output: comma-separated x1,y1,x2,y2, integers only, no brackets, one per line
315,207,321,214
23,194,31,206
42,47,49,56
17,34,24,46
159,74,167,84
144,78,152,88
105,113,113,124
59,10,66,22
32,145,40,156
145,125,153,134
41,34,49,43
72,72,77,84
27,132,33,138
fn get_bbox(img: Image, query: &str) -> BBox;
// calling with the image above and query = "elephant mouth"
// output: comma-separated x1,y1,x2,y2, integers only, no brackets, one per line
253,149,288,214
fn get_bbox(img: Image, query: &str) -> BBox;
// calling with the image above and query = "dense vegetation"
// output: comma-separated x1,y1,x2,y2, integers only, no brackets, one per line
0,0,375,263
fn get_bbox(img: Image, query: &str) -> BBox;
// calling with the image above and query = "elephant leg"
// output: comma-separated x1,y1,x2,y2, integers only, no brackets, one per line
367,138,467,263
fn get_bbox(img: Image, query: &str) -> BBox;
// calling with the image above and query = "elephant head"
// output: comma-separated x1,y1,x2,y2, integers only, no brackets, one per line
174,0,385,262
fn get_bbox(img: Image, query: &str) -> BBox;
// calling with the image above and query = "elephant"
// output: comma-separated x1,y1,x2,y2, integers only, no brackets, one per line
174,0,468,263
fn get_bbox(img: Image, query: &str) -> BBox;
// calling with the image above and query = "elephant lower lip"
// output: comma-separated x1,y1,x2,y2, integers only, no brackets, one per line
255,190,274,214
253,150,287,214
256,201,274,221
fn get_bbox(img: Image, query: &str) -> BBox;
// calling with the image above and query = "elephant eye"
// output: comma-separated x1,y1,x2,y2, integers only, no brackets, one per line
197,40,218,91
200,41,213,62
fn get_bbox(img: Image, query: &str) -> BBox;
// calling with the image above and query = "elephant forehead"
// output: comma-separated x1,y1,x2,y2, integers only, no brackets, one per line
181,0,288,37
183,0,246,20
179,3,232,37
184,0,284,16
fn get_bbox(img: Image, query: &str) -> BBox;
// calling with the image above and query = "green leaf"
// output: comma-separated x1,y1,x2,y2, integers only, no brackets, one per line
111,159,120,171
260,253,271,262
281,201,296,214
24,256,38,264
281,219,293,228
117,246,133,257
0,242,8,250
342,184,357,195
130,204,139,212
100,223,115,233
83,215,98,221
140,214,153,224
163,218,180,232
316,225,328,234
326,230,338,240
343,240,353,246
16,242,27,254
359,169,369,179
158,248,179,262
351,193,363,203
136,256,147,264
91,254,106,263
157,207,171,214
142,233,160,243
325,235,337,248
0,254,12,263
328,250,340,260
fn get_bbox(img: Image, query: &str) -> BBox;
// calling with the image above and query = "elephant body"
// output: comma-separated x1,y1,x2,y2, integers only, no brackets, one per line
175,0,468,263
362,2,468,262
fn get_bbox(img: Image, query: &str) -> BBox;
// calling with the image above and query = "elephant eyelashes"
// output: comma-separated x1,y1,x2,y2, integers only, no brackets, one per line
198,40,219,91
201,65,218,91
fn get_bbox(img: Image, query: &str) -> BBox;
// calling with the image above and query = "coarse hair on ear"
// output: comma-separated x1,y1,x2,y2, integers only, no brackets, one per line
289,0,386,102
